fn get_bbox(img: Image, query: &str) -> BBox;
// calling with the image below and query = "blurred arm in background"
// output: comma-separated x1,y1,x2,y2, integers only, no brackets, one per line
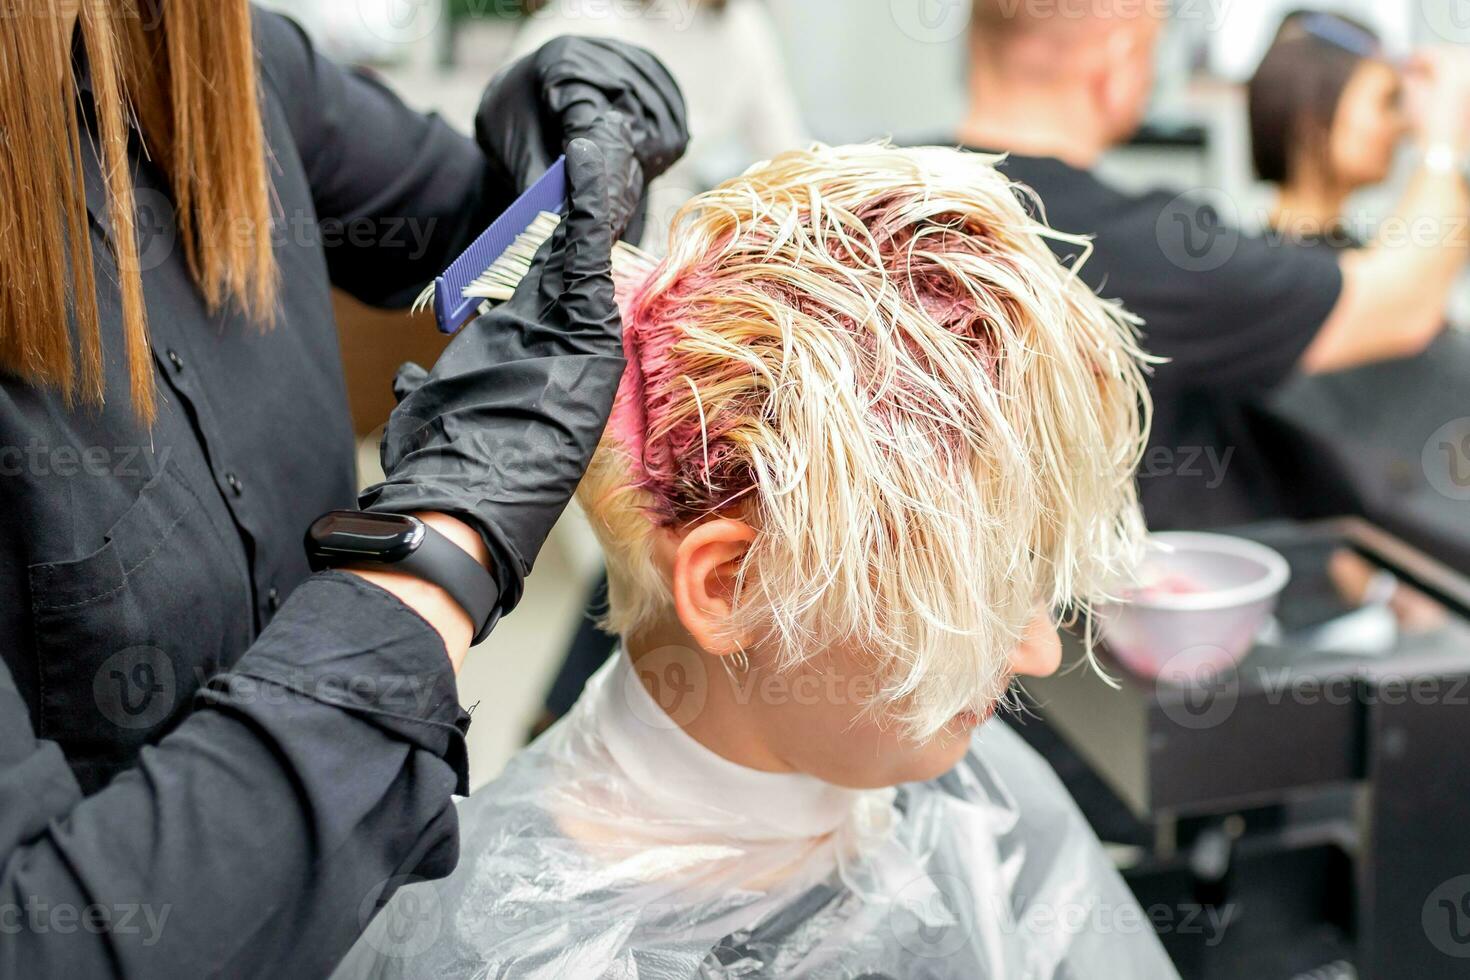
1306,47,1470,373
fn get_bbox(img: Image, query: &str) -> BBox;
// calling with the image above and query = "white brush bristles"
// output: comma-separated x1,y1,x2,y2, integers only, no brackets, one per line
413,211,657,315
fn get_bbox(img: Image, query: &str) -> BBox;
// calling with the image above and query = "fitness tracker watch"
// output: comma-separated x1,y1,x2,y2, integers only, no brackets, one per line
305,510,500,644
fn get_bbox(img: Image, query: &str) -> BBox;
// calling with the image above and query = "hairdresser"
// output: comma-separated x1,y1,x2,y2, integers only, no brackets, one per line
0,3,685,977
959,1,1470,530
1246,12,1470,570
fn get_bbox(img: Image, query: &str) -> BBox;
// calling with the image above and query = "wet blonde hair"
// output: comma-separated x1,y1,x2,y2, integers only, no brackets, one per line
580,142,1151,737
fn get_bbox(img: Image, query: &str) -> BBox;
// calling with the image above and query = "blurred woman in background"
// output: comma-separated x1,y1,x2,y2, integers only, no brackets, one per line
1249,11,1406,249
1248,9,1470,575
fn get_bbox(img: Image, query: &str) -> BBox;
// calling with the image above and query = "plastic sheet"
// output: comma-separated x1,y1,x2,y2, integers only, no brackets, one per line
336,654,1179,979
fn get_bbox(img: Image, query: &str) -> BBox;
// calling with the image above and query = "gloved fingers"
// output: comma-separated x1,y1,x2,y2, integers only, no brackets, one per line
568,112,642,238
392,361,430,403
554,138,618,335
475,52,557,194
539,38,690,180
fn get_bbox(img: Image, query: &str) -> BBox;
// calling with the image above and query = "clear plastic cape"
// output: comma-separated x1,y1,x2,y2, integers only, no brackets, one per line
335,653,1179,979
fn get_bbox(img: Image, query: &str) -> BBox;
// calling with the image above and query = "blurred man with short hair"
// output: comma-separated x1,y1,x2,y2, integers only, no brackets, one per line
960,0,1470,529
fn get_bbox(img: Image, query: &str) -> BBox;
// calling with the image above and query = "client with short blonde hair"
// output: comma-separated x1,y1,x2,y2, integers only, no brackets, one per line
337,143,1179,979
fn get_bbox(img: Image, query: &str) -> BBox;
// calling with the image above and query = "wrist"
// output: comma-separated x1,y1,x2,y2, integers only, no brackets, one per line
1419,141,1467,174
414,512,491,571
346,565,474,672
307,511,498,672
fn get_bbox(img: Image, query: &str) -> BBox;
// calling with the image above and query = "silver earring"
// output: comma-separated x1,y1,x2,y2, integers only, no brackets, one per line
721,643,750,684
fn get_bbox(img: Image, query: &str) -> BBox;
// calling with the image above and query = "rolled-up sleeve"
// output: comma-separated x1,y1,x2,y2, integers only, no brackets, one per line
0,572,470,980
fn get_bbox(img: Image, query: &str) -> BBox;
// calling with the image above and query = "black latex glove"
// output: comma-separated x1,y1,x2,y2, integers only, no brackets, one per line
474,35,689,239
359,139,623,616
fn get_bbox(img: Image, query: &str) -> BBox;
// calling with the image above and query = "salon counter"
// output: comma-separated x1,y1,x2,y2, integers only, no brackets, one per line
1021,518,1470,979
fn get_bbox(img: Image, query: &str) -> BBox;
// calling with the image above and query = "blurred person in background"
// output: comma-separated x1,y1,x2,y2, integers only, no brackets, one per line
1251,11,1407,251
512,0,806,248
515,0,808,735
1249,10,1470,572
958,0,1470,532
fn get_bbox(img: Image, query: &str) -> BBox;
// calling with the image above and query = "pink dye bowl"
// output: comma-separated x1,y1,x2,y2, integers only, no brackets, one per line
1097,532,1291,681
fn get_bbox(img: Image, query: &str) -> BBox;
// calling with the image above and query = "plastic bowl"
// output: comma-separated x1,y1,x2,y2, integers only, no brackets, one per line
1096,532,1290,680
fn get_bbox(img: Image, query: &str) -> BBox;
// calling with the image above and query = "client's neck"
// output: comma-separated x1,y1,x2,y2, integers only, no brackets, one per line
626,622,794,775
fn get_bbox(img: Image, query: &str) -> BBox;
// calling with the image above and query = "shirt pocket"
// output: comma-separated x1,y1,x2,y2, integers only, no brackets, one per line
27,459,253,793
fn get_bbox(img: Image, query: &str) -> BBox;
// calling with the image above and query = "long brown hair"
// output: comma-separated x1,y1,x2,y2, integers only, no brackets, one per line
0,1,277,425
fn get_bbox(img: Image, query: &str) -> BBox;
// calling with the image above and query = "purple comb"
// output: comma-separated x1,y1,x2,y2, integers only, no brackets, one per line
431,155,568,334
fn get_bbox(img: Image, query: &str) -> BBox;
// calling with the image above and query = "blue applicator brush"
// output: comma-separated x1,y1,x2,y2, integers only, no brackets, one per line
414,155,569,334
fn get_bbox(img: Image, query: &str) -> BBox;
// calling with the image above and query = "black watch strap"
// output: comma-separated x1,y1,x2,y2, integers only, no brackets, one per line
397,523,501,645
305,511,501,644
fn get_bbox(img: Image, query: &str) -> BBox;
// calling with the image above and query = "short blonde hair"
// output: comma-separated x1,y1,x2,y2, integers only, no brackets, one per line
579,142,1151,737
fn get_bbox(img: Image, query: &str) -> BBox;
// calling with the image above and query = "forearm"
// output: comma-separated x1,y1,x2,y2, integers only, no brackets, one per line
0,574,470,979
346,512,490,673
1306,164,1467,373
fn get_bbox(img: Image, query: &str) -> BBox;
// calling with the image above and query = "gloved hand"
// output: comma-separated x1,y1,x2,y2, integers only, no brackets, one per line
359,139,623,616
475,35,689,239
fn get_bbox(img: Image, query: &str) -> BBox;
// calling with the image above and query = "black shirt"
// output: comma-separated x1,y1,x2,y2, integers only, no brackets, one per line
1261,234,1470,572
1,9,504,976
982,150,1345,529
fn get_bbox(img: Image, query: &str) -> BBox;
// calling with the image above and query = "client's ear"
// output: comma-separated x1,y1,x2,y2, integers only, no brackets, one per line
670,519,757,656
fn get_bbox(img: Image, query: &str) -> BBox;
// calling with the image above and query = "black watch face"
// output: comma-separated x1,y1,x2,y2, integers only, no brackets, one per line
308,511,423,566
